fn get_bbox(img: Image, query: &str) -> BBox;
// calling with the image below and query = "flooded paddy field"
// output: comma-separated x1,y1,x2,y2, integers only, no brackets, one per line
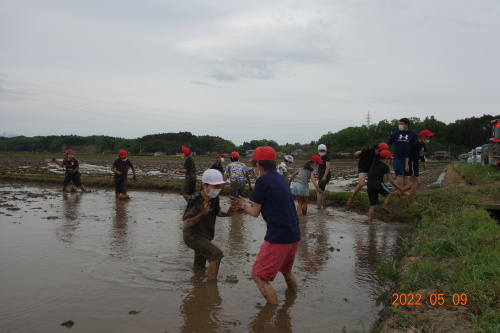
0,182,410,333
0,155,445,191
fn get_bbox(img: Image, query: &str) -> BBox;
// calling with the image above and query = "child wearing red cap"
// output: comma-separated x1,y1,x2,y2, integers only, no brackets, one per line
346,143,387,208
223,151,252,198
232,146,300,304
175,145,197,202
289,155,323,216
367,150,402,223
400,130,435,205
52,149,88,192
111,150,136,199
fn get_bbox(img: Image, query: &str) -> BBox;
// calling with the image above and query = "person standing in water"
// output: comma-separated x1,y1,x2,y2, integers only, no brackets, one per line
175,145,197,202
52,149,89,192
111,150,136,199
233,146,300,304
182,169,237,280
316,144,331,209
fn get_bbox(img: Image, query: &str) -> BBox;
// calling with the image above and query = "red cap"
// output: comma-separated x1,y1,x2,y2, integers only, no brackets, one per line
216,153,224,158
118,150,127,158
65,149,74,154
230,151,240,158
310,155,324,164
378,143,389,151
418,130,435,137
380,150,393,159
181,145,191,156
249,146,276,161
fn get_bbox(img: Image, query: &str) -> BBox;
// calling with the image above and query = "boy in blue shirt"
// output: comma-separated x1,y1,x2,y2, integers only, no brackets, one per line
232,146,300,304
387,118,418,188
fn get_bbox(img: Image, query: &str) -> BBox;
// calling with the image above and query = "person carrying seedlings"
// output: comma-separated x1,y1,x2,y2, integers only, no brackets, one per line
289,155,323,216
223,151,252,198
277,155,294,182
367,150,402,223
111,150,136,199
401,130,435,205
182,169,237,280
175,145,197,202
316,144,331,209
346,143,388,208
52,149,89,192
232,146,300,304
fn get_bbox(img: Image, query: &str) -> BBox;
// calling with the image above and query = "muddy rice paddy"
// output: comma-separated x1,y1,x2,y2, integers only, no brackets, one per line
0,156,445,332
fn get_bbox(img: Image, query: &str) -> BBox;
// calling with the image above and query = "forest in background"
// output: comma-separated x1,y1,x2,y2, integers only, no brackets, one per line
1,114,497,158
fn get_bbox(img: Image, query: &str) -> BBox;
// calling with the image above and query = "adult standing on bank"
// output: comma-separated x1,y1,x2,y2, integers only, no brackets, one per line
111,150,136,199
175,145,197,202
316,144,331,209
52,149,88,192
386,118,418,188
232,146,300,305
182,169,237,280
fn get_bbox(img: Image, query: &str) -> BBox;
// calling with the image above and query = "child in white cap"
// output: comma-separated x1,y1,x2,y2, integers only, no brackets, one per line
277,155,294,182
182,169,237,280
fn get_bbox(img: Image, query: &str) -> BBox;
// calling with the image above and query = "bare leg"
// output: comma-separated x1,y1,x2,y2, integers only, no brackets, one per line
368,206,376,223
382,194,392,213
302,198,308,215
283,272,297,292
409,177,420,204
207,258,221,280
316,189,324,209
348,174,366,207
252,273,279,305
79,185,88,192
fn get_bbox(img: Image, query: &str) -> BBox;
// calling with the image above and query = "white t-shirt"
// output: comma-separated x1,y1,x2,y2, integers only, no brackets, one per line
277,161,288,175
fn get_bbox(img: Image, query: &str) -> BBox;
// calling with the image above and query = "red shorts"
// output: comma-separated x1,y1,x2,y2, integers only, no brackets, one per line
252,241,299,282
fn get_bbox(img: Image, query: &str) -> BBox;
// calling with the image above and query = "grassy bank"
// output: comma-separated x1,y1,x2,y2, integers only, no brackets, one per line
373,164,500,333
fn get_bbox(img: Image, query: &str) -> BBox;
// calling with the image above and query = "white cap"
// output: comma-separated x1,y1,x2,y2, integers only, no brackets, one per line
201,169,225,185
284,155,294,163
318,144,327,151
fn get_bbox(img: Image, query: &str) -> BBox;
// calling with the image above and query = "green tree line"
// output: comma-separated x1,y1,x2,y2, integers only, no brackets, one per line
1,114,498,157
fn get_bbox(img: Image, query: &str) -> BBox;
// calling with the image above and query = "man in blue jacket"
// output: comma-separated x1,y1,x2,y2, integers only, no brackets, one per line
387,118,418,187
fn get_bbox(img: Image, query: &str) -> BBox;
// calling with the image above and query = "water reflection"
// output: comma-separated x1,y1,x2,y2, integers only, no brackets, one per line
56,192,82,243
180,273,224,333
296,213,330,277
110,199,129,257
249,290,297,332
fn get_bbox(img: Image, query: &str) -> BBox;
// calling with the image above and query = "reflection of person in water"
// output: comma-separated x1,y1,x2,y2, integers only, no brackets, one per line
111,199,129,256
180,273,223,333
56,192,83,242
182,169,237,280
249,290,296,332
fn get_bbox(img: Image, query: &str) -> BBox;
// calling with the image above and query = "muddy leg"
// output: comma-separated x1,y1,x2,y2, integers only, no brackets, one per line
283,271,297,292
207,258,221,280
252,273,279,304
302,198,308,215
368,205,376,223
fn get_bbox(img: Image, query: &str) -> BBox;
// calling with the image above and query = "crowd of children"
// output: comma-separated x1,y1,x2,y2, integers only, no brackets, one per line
52,119,435,304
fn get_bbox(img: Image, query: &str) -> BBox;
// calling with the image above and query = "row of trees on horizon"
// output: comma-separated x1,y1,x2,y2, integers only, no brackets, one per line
1,114,497,158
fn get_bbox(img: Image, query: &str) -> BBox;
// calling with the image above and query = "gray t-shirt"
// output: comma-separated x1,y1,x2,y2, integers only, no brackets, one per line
295,168,313,185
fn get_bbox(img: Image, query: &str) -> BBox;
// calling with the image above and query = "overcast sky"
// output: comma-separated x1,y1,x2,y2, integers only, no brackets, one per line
1,0,498,145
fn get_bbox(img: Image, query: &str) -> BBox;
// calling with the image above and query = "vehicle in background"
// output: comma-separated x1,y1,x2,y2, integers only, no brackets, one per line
467,151,473,164
473,146,482,163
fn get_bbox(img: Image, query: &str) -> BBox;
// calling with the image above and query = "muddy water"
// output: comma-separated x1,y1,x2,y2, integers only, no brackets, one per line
0,182,408,333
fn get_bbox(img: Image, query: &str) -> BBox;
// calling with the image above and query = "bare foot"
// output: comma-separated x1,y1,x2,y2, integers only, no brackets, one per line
346,197,353,207
409,201,420,206
382,207,390,214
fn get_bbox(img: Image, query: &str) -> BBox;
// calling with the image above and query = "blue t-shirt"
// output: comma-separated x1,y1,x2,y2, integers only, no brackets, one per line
250,171,300,244
387,129,418,159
